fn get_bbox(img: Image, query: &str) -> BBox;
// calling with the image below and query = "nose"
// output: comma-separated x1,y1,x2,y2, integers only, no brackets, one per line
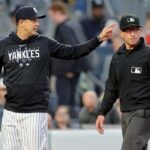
34,19,39,27
130,30,135,36
35,20,40,27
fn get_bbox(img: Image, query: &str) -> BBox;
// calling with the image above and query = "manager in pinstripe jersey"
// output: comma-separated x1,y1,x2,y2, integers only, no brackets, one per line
0,6,114,150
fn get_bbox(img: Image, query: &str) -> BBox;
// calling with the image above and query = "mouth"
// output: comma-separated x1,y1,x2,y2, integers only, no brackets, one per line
33,29,38,32
130,38,137,41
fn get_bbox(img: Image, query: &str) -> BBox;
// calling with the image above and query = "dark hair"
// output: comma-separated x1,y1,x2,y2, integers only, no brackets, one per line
55,105,69,114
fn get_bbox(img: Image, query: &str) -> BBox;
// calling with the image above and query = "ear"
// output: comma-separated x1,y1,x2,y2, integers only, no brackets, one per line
18,19,24,26
139,28,143,37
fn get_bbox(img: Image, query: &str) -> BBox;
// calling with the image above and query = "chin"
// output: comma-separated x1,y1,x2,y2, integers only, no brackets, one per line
129,39,139,46
33,32,39,35
131,41,139,46
31,31,39,36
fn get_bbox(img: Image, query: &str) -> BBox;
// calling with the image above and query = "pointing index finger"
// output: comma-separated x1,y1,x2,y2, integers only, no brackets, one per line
107,23,116,28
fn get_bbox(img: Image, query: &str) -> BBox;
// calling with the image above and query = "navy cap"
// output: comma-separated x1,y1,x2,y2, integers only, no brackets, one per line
120,15,141,31
9,4,25,17
15,6,46,23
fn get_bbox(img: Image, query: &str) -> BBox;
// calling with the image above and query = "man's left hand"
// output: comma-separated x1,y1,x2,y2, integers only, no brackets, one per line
98,24,116,42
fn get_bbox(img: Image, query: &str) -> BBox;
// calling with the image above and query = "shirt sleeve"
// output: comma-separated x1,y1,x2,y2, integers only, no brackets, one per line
98,56,119,116
48,37,102,60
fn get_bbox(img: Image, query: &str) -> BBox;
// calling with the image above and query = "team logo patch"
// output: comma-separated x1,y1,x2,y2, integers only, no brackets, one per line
131,67,142,74
33,7,38,13
8,45,40,67
127,18,135,23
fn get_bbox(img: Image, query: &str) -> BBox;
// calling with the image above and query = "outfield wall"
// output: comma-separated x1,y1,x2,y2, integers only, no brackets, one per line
0,128,149,150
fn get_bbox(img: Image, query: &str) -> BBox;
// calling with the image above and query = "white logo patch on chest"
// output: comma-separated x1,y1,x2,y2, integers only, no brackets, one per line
131,67,142,74
7,46,40,67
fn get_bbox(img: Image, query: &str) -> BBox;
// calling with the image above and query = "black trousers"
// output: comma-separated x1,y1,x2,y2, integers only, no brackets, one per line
121,109,150,150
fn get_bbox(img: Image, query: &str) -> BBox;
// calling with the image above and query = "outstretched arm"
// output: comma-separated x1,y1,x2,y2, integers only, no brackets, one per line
49,24,115,59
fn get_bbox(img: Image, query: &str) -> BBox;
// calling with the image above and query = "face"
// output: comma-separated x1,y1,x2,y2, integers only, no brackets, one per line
49,10,62,24
55,107,70,125
92,6,105,19
120,27,141,48
19,18,40,36
83,93,97,112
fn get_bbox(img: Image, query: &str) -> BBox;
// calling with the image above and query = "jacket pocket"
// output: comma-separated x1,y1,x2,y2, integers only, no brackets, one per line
5,84,49,107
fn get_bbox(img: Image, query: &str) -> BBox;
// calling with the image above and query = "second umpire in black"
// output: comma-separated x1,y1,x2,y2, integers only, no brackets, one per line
96,15,150,150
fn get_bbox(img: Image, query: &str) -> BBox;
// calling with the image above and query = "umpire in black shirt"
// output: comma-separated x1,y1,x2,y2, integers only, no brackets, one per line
96,15,150,150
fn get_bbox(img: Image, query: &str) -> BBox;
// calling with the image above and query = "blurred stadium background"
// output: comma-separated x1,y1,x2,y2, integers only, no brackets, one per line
0,0,150,149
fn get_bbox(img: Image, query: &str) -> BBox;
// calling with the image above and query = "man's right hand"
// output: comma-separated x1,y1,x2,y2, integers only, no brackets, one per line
96,115,105,134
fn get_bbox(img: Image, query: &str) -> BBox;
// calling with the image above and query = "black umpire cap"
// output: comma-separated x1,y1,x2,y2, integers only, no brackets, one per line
15,6,46,23
120,15,141,31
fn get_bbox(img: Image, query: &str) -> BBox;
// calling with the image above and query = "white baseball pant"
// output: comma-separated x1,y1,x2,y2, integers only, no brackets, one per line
1,109,48,150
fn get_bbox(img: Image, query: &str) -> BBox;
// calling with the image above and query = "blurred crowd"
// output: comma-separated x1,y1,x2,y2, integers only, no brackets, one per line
0,0,150,130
